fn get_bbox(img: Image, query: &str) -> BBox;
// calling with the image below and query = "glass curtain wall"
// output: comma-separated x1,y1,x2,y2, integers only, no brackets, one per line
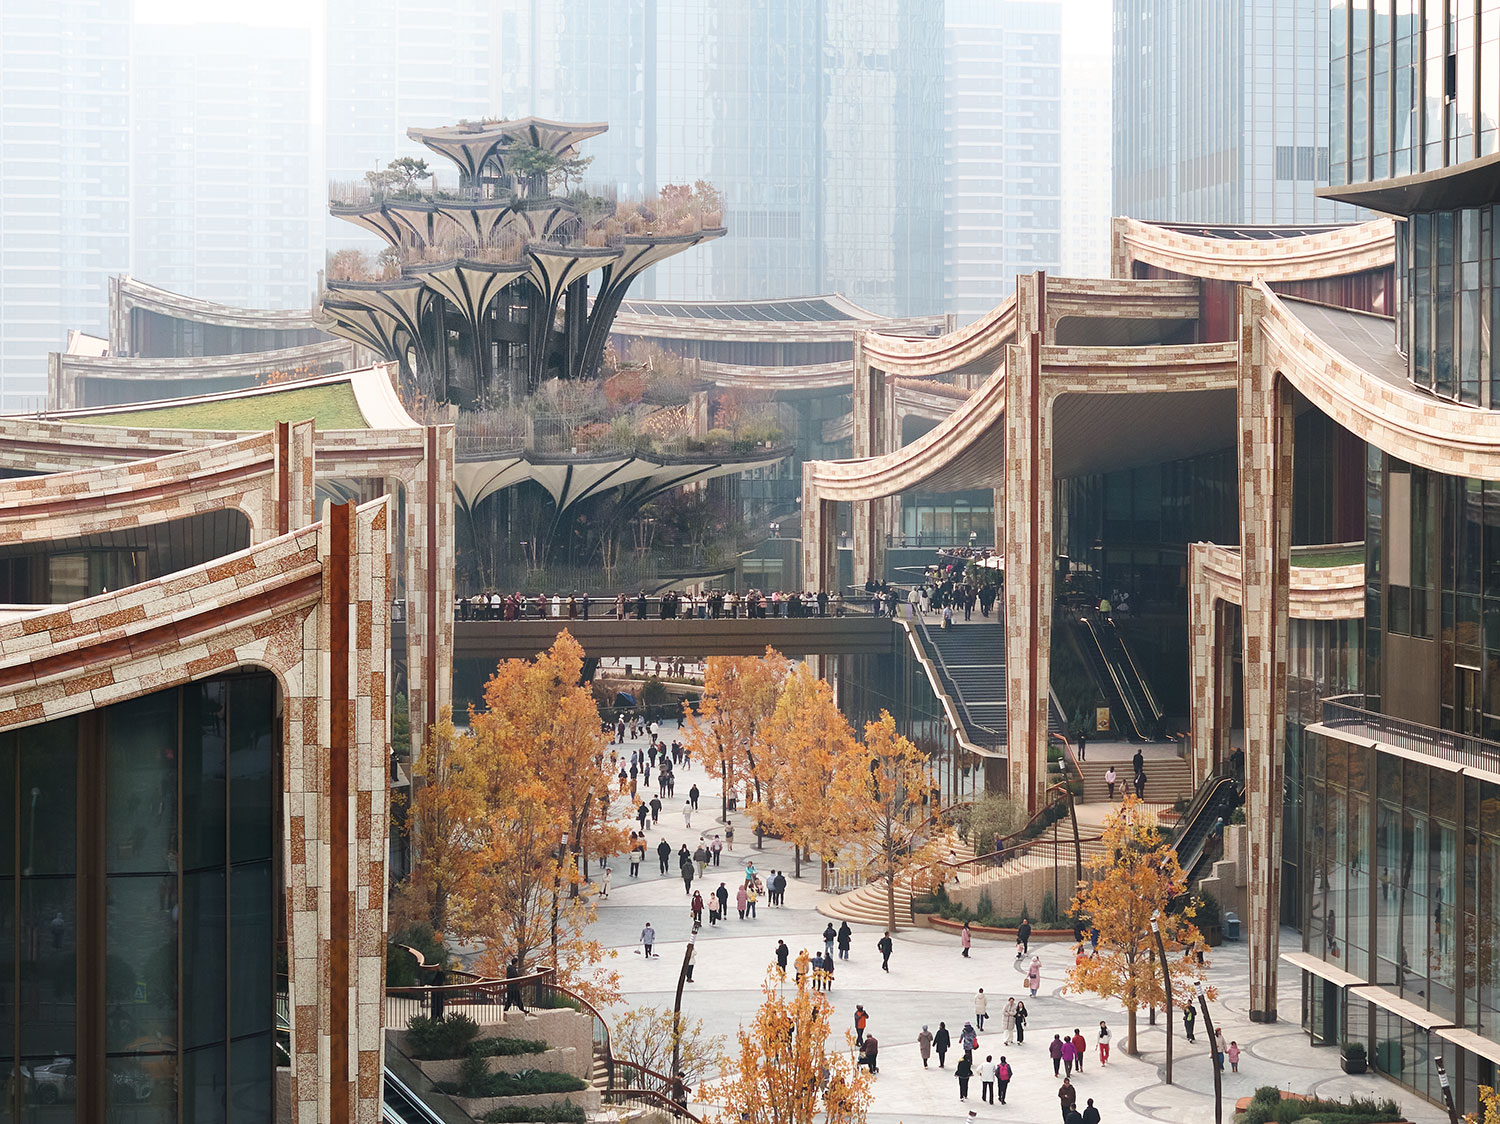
1401,206,1500,407
0,671,278,1122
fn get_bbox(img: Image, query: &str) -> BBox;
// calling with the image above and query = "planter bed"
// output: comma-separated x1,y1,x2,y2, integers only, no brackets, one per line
457,1090,602,1117
924,915,1078,940
418,1048,577,1087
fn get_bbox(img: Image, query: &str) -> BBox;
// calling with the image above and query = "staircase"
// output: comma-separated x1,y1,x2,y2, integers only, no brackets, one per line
921,617,1009,746
817,831,974,927
1074,756,1196,805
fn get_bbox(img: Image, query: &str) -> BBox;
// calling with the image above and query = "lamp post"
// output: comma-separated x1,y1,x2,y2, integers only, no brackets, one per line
1194,980,1222,1124
1435,1057,1460,1124
671,923,701,1085
1152,913,1173,1084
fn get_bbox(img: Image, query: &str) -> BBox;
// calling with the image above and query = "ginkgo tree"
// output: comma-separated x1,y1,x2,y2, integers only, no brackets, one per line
680,649,788,821
837,712,946,933
392,630,626,1005
1065,796,1214,1055
754,664,862,877
705,969,872,1124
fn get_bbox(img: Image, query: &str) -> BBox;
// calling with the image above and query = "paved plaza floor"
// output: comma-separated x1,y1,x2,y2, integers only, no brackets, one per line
579,722,1445,1124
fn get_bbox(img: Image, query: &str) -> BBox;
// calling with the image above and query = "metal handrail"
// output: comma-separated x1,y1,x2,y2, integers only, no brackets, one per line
1078,615,1149,740
891,616,998,763
1321,693,1500,773
1104,616,1164,724
913,613,1006,747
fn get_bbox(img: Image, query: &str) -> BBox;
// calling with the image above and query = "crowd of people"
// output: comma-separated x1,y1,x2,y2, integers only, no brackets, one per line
456,588,850,620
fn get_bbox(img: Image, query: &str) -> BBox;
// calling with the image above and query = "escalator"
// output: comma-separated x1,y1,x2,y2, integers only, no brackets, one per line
1173,773,1245,885
1071,614,1162,741
383,1066,448,1123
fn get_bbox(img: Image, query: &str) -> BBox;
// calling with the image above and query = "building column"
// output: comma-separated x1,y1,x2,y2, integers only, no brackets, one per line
850,337,884,589
272,420,317,539
1238,287,1293,1022
1003,332,1052,813
404,425,455,757
1213,601,1235,773
1187,543,1217,785
801,478,838,594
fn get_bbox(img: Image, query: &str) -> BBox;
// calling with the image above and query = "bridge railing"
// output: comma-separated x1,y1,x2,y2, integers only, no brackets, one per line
446,592,885,621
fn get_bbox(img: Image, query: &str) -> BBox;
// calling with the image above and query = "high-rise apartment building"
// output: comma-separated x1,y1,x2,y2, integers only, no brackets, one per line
1061,36,1112,278
0,0,132,411
496,0,945,317
1113,0,1341,225
944,0,1062,323
131,23,321,311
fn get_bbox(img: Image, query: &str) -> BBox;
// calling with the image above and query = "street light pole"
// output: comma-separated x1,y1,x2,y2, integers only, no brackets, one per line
1435,1058,1460,1124
671,923,700,1082
1194,980,1222,1124
1152,914,1173,1084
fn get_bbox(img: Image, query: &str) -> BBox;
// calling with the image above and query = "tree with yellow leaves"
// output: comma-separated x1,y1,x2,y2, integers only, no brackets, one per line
755,665,861,877
704,969,872,1124
1466,1085,1500,1123
1066,796,1213,1056
393,631,623,1005
393,706,481,937
838,712,946,933
680,649,788,822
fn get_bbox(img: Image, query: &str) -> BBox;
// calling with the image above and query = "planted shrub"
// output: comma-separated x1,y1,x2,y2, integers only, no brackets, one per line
476,1037,549,1058
446,1068,589,1100
482,1103,589,1124
405,1013,481,1060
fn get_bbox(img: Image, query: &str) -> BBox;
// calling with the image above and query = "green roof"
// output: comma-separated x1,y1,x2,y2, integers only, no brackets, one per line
87,383,368,431
1291,546,1364,568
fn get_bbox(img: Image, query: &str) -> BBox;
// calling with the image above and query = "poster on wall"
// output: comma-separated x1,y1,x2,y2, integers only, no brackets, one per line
1095,706,1111,733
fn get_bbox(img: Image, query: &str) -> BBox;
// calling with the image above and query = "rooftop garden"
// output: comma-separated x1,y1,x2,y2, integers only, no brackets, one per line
85,382,368,432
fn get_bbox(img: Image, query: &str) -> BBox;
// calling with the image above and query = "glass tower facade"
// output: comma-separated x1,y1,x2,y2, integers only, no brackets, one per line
1113,0,1342,224
496,0,945,316
944,1,1063,323
0,671,278,1121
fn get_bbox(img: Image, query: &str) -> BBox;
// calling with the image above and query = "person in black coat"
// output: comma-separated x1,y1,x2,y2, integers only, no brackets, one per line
933,1022,952,1068
955,1052,973,1100
1013,1000,1028,1043
657,838,672,875
837,921,853,960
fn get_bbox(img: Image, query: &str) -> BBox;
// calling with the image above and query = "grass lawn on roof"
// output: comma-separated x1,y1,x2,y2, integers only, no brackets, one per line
87,384,368,431
1291,546,1364,568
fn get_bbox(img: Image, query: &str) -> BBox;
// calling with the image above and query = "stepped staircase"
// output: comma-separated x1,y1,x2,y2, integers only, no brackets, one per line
818,831,974,927
919,616,1009,746
1073,756,1196,804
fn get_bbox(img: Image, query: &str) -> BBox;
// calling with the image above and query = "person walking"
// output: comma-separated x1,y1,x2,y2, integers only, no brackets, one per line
1060,1033,1076,1077
746,880,758,917
1134,768,1147,800
1097,1021,1111,1066
996,1056,1013,1104
1017,917,1032,956
1071,1028,1087,1073
960,1022,978,1054
979,1055,996,1104
680,857,694,896
918,1025,934,1067
974,988,989,1030
961,921,972,958
934,1022,952,1068
688,783,699,810
1081,1099,1101,1124
657,838,671,875
715,882,729,920
824,923,838,962
774,940,790,975
711,835,723,866
1077,730,1087,760
735,883,748,919
837,921,853,960
1027,956,1042,996
641,922,656,959
860,1034,879,1075
1013,1000,1028,1043
690,890,704,924
1182,1002,1196,1043
1058,1077,1078,1121
601,866,612,898
854,1004,868,1046
955,1052,973,1101
1227,1039,1241,1073
1049,1034,1064,1076
1215,1028,1228,1071
683,800,693,828
1105,765,1117,800
878,931,894,972
1002,997,1016,1045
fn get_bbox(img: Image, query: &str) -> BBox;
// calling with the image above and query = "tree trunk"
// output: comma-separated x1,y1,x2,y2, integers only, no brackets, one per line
1127,1006,1138,1056
793,843,802,878
886,875,897,933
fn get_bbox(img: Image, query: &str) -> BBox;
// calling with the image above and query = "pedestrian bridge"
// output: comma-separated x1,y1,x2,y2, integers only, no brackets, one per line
394,614,900,662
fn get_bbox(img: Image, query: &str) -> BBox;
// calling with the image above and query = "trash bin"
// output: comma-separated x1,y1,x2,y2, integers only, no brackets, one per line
1223,912,1241,941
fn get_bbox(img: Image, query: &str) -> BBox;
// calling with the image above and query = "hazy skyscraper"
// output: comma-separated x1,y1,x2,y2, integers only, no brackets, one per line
0,0,131,410
497,0,944,316
1061,30,1112,277
1113,0,1340,225
131,23,321,311
944,0,1062,322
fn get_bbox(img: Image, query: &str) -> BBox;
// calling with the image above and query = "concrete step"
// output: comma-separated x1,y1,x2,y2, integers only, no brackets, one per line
1073,757,1195,804
817,880,914,928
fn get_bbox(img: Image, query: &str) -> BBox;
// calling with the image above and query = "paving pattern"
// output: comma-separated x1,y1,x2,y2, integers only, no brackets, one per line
579,722,1447,1124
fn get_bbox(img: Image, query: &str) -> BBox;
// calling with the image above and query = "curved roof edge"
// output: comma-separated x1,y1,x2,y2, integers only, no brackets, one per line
1114,217,1395,283
1192,540,1364,618
113,275,324,332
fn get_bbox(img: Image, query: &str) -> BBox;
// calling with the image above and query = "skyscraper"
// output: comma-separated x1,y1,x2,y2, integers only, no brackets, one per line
1113,0,1341,225
1061,12,1113,278
496,0,945,317
131,23,321,311
0,0,132,411
944,0,1063,322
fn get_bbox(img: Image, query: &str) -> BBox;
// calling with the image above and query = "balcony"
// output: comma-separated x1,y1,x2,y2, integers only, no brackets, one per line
1319,694,1500,774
